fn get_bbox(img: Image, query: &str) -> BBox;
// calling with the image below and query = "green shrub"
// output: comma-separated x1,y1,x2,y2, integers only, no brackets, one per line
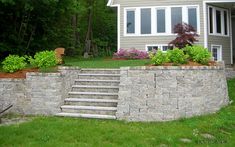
150,51,169,65
30,51,58,69
2,55,27,73
184,45,211,65
168,48,188,65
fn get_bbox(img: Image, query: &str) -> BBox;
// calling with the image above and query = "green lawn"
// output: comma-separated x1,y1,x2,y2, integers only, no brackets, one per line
0,78,234,146
63,56,151,68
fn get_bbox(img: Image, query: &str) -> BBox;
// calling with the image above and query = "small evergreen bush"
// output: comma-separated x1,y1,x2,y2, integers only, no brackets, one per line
184,45,211,65
149,51,169,65
168,48,188,65
30,51,58,69
2,55,27,73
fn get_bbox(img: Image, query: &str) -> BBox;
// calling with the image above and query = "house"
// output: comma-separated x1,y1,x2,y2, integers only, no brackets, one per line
107,0,235,65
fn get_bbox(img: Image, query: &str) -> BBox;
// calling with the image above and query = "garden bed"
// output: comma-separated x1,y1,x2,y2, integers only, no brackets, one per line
0,68,39,79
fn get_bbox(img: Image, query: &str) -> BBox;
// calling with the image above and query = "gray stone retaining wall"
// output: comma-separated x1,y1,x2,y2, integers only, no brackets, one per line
226,68,235,79
117,65,229,122
0,79,26,114
0,67,80,115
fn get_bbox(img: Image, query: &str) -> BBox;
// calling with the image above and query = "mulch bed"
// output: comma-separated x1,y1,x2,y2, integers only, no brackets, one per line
0,61,218,79
0,68,39,79
162,61,217,66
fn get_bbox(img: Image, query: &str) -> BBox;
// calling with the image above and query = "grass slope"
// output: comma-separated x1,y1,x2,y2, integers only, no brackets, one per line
63,56,151,68
0,78,234,147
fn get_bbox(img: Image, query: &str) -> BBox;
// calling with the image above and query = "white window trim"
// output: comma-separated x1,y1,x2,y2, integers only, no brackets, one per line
145,44,172,52
211,44,223,61
124,5,200,37
208,6,229,37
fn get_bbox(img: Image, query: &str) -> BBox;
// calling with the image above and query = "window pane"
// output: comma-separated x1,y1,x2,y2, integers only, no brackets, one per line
188,8,197,31
171,7,182,33
209,7,213,33
212,48,218,61
162,46,169,51
147,46,153,52
157,9,166,33
141,8,151,34
224,11,228,35
216,10,221,34
127,10,135,34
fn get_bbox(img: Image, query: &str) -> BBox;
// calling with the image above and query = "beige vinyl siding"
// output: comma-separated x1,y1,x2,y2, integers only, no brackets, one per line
207,4,232,64
116,0,204,50
208,36,231,64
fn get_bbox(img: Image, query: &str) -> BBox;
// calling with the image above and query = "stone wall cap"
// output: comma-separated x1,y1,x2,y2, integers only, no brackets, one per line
0,78,25,82
26,72,62,77
123,65,224,70
58,66,81,70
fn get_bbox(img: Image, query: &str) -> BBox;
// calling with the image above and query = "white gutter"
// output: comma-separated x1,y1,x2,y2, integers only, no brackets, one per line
107,0,113,6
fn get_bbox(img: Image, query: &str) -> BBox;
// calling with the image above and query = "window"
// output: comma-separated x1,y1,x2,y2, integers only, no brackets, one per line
126,10,135,34
124,5,199,36
209,7,213,34
146,45,172,52
147,46,159,52
211,45,222,61
208,6,229,36
157,9,166,33
171,7,182,33
224,11,228,35
209,7,214,33
141,8,151,34
216,10,221,34
188,7,197,31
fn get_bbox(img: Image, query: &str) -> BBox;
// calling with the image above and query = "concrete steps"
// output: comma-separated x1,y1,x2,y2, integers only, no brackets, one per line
72,85,119,93
75,79,120,86
56,113,116,119
56,68,120,119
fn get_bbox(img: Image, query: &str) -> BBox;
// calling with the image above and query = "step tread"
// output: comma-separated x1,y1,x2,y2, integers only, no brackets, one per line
61,105,117,111
56,113,116,119
65,98,118,103
69,92,118,96
75,79,120,82
78,73,121,76
81,68,120,71
72,85,119,89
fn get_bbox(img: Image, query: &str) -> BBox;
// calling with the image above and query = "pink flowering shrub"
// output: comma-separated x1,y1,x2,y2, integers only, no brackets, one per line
113,49,149,59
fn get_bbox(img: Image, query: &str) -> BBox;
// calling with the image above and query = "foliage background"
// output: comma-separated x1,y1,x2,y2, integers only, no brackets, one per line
0,0,117,60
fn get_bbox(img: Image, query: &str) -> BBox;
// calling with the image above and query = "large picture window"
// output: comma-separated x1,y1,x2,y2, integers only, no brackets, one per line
171,7,182,33
157,9,166,33
126,10,135,34
188,7,197,31
208,6,229,36
124,5,199,36
141,8,151,34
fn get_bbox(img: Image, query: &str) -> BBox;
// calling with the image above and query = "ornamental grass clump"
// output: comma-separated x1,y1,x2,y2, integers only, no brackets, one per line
2,55,27,73
184,45,211,65
113,49,149,59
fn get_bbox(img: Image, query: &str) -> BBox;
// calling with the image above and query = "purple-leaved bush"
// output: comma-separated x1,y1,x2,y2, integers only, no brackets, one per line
113,49,149,59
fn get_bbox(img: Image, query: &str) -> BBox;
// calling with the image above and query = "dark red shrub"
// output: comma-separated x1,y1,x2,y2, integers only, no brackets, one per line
169,23,199,49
